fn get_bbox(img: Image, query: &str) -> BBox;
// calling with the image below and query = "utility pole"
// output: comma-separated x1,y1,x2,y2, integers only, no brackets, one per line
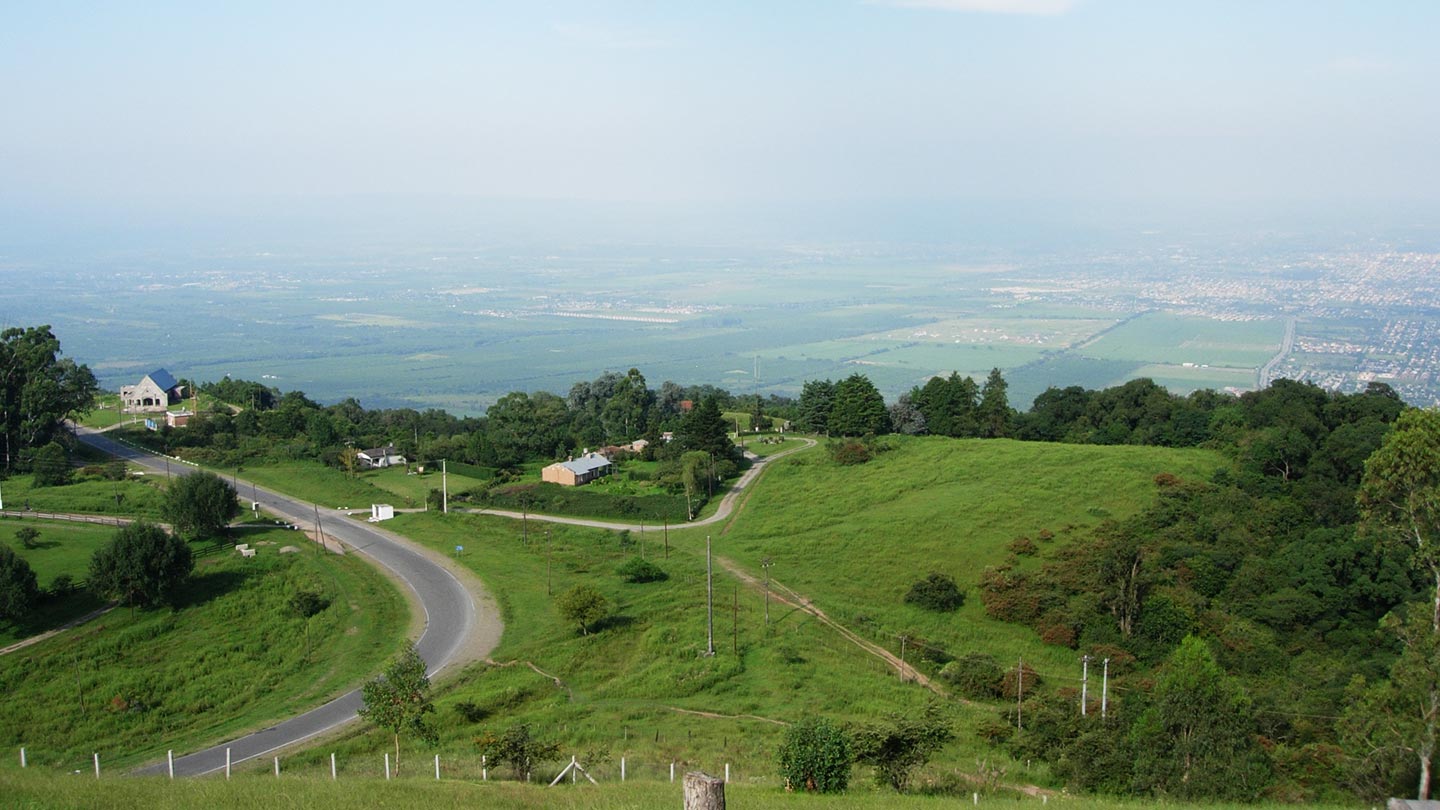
664,519,669,558
1080,655,1090,716
1101,658,1110,718
546,529,552,596
1016,658,1024,730
705,535,714,656
732,584,738,655
442,459,448,514
314,504,326,551
899,635,909,682
761,557,773,626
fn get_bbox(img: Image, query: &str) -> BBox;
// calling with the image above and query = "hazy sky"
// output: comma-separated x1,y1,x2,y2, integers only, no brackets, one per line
3,1,1437,213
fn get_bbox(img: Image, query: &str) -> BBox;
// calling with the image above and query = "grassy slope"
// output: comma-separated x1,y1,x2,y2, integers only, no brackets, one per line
244,436,1224,795
0,770,1357,809
716,436,1223,672
0,529,406,771
0,519,119,645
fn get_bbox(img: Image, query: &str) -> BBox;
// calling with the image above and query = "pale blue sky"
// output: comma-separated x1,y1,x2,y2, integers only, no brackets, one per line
2,1,1436,213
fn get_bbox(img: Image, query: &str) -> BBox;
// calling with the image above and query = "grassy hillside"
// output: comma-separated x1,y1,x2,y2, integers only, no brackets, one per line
0,529,406,771
253,436,1222,794
715,436,1223,671
0,770,1358,810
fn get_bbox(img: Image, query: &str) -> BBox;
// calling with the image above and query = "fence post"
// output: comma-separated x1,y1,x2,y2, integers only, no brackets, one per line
225,747,231,779
275,756,280,777
621,756,626,782
93,753,100,779
434,754,440,780
482,754,487,781
724,763,730,783
331,752,337,781
683,771,725,810
385,753,391,780
670,762,675,782
167,749,174,779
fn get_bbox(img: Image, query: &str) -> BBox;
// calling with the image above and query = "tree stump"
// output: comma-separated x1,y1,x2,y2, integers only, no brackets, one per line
683,771,725,810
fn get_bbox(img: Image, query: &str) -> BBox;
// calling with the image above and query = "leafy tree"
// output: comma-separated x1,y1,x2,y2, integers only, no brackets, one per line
888,392,926,436
1341,604,1440,800
850,701,954,791
87,521,193,608
0,544,39,622
358,640,436,774
30,441,71,487
616,556,667,583
1358,408,1440,630
796,379,836,434
475,723,561,781
15,527,39,550
556,584,609,635
778,717,852,793
162,471,241,541
0,325,99,472
829,374,889,437
904,572,965,612
1129,636,1268,799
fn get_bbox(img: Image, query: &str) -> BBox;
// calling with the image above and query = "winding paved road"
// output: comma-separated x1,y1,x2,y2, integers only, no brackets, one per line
75,426,495,777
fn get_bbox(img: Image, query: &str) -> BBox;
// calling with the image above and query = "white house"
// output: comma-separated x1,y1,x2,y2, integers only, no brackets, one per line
357,445,407,469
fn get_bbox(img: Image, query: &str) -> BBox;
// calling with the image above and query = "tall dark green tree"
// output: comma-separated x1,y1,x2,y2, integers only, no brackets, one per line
977,367,1013,438
87,522,193,608
163,471,241,541
0,544,39,622
796,379,836,435
0,326,98,471
829,374,889,437
675,395,735,460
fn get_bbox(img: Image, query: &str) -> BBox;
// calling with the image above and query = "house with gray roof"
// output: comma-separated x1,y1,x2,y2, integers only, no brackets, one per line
541,453,613,486
120,368,184,413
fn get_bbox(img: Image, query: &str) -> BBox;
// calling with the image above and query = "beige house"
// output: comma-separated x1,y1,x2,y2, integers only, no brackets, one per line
121,369,183,413
357,445,407,469
541,453,612,487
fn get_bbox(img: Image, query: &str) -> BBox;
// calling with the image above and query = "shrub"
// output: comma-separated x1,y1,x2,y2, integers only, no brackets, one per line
15,527,39,550
47,573,76,599
1039,623,1077,648
828,438,872,466
1000,662,1041,700
777,718,852,793
1007,535,1038,556
0,544,39,621
940,652,1005,699
904,572,965,612
454,700,488,723
87,521,193,608
616,556,667,583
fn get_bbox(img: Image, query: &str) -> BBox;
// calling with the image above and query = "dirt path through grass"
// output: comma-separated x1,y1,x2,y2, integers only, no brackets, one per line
714,555,946,696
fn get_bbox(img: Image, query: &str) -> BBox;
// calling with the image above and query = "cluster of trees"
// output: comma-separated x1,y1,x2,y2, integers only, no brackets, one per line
965,380,1434,800
0,325,99,478
0,471,238,624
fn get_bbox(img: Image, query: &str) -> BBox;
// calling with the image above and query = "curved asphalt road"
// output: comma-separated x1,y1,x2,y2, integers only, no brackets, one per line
75,426,481,777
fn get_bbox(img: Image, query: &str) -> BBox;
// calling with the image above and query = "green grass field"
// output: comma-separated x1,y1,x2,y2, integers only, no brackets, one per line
208,437,1224,798
0,769,1362,809
0,529,406,771
0,518,124,645
1,471,167,519
1078,313,1283,369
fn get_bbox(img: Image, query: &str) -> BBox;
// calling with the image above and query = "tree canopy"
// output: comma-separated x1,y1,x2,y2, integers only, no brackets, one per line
162,471,241,541
0,325,98,472
0,544,39,622
87,522,193,608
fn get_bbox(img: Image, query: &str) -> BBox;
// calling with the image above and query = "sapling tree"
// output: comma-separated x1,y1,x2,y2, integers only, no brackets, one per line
358,640,436,774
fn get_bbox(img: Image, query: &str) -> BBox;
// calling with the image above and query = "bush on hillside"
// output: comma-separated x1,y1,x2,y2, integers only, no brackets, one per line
616,556,667,583
777,717,852,793
904,572,965,612
939,652,1005,699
